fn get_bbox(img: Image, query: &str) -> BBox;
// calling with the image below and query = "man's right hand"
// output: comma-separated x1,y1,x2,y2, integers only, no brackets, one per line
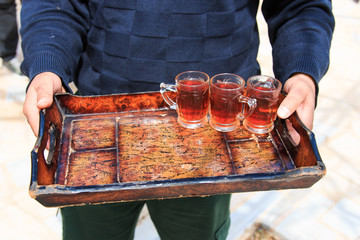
23,72,65,137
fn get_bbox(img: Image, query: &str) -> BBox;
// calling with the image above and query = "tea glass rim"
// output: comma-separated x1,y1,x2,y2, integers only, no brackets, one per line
175,71,210,87
247,75,282,92
210,73,245,91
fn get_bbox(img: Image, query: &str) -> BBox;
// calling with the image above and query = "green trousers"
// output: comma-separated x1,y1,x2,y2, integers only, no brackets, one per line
61,194,231,240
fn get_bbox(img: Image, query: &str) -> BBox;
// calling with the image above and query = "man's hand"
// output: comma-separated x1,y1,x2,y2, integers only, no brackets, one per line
277,73,316,129
23,72,65,137
277,74,316,144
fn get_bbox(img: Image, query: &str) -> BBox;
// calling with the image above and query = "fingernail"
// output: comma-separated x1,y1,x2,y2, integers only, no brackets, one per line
277,106,290,118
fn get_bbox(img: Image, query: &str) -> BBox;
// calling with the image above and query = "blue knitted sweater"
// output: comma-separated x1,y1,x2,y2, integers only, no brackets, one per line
20,0,334,95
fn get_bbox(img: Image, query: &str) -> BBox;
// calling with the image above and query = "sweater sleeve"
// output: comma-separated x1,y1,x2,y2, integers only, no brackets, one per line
261,0,335,86
20,0,90,91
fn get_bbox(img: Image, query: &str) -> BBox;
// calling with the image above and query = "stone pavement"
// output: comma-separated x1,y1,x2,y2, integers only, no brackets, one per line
0,1,359,239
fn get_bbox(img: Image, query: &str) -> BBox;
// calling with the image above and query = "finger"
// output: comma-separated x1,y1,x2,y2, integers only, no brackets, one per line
36,80,56,109
285,119,300,146
277,91,304,119
294,99,315,130
278,90,315,130
23,87,41,137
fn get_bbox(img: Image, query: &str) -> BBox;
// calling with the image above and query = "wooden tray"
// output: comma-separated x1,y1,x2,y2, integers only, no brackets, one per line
29,92,325,207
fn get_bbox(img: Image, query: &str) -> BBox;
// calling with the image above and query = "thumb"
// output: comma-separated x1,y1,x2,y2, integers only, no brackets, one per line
35,72,65,108
36,85,56,109
277,93,301,119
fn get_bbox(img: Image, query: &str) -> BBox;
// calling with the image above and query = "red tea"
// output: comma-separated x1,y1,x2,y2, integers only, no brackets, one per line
176,79,209,122
245,86,279,128
210,82,242,124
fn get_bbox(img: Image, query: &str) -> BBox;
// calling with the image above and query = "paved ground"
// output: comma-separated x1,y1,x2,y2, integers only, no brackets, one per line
0,1,359,239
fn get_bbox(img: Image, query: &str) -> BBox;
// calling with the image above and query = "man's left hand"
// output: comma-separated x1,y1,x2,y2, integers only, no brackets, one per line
277,73,317,130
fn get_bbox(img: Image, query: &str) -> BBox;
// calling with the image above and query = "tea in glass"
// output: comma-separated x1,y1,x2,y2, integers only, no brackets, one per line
209,73,256,132
243,75,282,134
160,71,210,129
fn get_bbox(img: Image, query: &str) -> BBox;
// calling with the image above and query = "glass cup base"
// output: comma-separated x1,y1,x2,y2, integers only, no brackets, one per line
209,119,239,132
243,120,274,135
177,117,208,129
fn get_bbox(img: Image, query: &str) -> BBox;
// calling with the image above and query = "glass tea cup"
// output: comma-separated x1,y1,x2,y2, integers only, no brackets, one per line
209,73,256,132
243,75,282,134
160,71,210,129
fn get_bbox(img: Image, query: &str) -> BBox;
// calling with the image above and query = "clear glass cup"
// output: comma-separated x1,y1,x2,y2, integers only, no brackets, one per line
243,75,282,134
160,71,210,129
209,73,256,132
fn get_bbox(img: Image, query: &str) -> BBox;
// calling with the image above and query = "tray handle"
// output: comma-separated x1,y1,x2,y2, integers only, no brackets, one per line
30,109,59,186
35,110,58,165
277,112,322,168
45,123,57,165
30,110,45,185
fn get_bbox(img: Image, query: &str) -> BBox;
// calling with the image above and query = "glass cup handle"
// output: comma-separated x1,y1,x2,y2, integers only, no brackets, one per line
238,96,257,120
160,83,177,110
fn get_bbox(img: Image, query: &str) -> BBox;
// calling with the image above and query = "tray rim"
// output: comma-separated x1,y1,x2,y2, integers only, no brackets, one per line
29,164,325,207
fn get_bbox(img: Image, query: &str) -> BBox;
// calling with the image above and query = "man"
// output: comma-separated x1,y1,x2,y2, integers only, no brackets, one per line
20,0,335,239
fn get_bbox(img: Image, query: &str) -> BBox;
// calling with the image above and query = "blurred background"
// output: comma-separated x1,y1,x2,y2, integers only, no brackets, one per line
0,1,359,239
